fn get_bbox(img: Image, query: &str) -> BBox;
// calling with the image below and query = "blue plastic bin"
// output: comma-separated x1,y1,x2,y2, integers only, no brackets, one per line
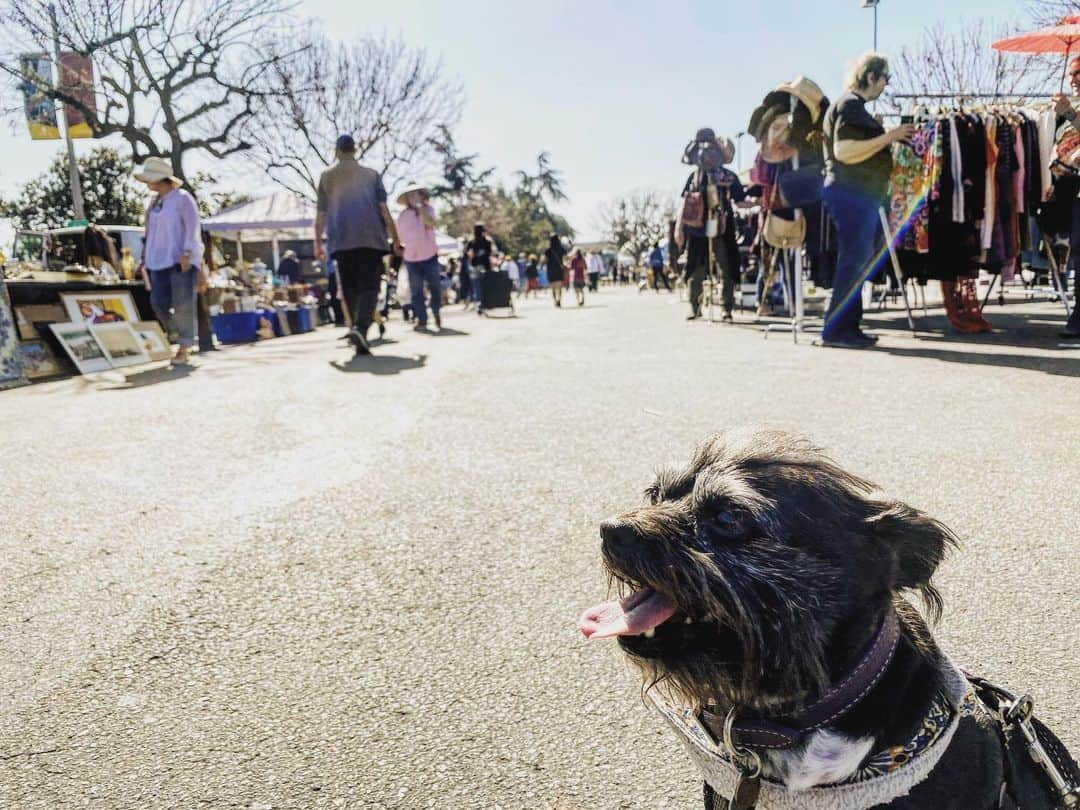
211,311,266,343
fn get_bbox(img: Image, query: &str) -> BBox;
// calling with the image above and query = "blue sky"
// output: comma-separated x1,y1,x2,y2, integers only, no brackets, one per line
0,0,1040,240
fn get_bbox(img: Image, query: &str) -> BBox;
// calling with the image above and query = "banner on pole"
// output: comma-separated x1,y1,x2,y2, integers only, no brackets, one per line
18,53,59,140
59,52,95,139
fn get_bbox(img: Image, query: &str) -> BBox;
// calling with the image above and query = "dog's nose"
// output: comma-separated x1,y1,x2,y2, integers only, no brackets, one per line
600,518,636,548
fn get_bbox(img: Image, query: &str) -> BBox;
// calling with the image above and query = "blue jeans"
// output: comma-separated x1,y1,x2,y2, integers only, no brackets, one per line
149,265,197,347
822,184,882,340
407,256,442,325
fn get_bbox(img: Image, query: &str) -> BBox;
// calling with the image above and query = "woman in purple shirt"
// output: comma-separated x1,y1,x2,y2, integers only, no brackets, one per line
135,157,204,364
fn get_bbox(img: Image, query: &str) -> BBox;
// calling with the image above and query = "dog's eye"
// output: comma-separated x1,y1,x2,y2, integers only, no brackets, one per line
712,509,743,532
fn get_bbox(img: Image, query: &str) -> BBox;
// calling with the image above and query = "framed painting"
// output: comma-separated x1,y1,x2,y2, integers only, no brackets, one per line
14,304,67,340
19,340,63,379
49,322,112,374
0,281,29,390
61,291,140,325
133,320,171,362
89,322,151,368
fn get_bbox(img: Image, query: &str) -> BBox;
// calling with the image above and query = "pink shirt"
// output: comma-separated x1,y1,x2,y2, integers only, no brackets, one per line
396,205,439,262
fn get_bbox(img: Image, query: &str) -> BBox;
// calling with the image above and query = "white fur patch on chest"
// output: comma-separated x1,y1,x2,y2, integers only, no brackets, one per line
763,730,875,791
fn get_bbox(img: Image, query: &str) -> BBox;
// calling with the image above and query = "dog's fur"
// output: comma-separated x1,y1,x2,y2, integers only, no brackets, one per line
598,430,991,794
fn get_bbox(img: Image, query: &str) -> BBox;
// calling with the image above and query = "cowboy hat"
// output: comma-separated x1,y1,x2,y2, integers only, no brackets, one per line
776,76,827,125
716,136,736,166
133,156,182,186
396,182,429,206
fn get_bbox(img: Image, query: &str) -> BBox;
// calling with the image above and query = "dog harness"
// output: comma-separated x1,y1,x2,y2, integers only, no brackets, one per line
650,661,974,810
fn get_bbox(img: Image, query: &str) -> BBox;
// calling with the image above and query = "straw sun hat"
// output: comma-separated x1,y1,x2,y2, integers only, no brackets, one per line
396,182,429,206
133,156,182,187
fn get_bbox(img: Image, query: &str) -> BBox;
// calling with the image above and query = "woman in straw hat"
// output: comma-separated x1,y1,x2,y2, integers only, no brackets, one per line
395,182,443,331
134,156,204,364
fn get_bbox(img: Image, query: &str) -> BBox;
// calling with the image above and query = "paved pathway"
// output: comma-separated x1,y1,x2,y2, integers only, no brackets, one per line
1,288,1077,808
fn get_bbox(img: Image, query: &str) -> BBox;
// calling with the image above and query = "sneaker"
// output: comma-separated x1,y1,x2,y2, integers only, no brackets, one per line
855,330,879,343
687,313,701,321
414,322,427,332
346,329,371,355
721,312,734,323
434,313,442,330
378,322,386,339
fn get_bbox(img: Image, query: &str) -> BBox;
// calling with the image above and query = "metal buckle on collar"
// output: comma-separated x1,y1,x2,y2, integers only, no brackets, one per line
723,708,763,810
1001,692,1080,809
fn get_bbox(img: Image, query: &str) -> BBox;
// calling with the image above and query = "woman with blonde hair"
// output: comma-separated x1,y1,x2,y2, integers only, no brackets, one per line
820,52,914,349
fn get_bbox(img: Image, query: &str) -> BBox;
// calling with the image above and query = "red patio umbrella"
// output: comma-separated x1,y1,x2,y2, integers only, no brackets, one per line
992,15,1080,91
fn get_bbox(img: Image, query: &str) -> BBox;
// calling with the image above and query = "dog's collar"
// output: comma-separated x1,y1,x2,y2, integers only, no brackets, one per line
701,606,902,750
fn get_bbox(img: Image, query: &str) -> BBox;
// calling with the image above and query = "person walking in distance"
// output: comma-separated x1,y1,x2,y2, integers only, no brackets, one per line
466,223,493,314
648,242,671,292
545,234,566,307
524,254,539,298
314,134,402,355
134,156,204,365
396,182,443,332
568,248,588,306
586,249,604,292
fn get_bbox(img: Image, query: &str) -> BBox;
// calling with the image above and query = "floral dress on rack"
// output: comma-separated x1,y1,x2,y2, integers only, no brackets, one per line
888,122,937,253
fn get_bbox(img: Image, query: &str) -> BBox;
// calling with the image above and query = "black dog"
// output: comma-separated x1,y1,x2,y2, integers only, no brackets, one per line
579,430,1077,809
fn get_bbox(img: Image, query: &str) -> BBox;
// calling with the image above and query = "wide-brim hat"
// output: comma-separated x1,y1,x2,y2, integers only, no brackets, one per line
747,76,828,143
134,156,181,186
776,76,826,125
396,182,429,206
716,137,736,166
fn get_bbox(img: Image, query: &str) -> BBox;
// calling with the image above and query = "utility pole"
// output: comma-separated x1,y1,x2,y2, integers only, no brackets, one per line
48,2,85,222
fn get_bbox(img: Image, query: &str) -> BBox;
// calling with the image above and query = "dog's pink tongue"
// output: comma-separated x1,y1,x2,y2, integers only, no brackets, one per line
578,588,677,640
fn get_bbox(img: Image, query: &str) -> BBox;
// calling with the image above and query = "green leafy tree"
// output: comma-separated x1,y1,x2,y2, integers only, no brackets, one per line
428,125,494,202
1,146,144,229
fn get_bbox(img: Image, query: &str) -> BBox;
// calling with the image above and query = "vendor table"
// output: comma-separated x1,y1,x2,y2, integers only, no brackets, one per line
6,279,154,320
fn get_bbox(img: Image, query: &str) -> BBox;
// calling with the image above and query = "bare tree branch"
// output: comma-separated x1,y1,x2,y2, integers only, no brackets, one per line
247,29,463,200
597,189,675,264
0,0,296,184
888,18,1057,107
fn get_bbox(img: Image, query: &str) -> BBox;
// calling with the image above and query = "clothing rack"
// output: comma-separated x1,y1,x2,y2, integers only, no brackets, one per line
881,94,1074,324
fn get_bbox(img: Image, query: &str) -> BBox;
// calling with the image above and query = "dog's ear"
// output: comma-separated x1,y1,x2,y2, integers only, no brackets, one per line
871,501,957,620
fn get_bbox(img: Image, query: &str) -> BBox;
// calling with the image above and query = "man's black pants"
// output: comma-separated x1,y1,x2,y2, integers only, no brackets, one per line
333,248,385,335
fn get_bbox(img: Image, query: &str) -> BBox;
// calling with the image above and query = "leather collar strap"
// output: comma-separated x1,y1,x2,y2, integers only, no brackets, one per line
702,606,902,750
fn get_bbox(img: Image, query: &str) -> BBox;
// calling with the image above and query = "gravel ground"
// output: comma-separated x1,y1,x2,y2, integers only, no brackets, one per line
1,287,1077,809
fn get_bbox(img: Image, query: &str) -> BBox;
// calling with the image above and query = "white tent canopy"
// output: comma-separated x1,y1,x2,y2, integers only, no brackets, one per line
203,191,461,267
203,191,316,268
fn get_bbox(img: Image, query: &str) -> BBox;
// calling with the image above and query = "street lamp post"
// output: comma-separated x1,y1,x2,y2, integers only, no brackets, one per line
735,131,748,175
862,0,880,51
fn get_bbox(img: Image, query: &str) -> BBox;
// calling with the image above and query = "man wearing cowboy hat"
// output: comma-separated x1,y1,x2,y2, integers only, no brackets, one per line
134,156,204,364
395,181,443,332
315,134,402,355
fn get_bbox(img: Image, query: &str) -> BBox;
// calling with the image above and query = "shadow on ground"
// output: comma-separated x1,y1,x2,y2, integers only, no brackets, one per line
414,327,469,337
877,345,1080,378
330,353,428,375
92,363,198,390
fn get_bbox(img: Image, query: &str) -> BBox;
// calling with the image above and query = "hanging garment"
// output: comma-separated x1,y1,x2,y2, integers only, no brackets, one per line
950,116,964,223
1038,108,1056,198
981,116,999,251
888,122,935,253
